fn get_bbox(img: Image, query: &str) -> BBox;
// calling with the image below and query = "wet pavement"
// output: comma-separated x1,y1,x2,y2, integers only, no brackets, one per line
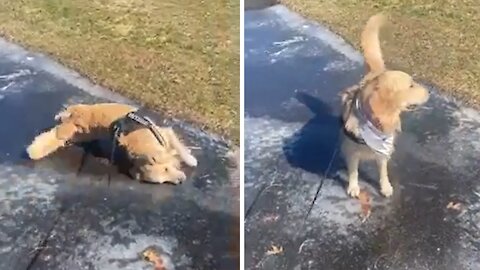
245,5,480,270
0,39,239,269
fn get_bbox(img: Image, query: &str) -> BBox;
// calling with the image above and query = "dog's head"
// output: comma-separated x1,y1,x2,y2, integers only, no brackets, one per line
368,70,429,111
119,124,195,184
131,152,186,184
357,70,429,133
139,161,186,184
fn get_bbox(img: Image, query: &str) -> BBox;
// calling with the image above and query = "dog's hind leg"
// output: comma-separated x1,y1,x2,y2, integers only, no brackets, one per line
26,122,78,160
346,154,361,198
27,128,67,160
376,158,393,197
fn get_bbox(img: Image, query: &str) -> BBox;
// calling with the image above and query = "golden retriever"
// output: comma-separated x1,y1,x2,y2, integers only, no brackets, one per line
340,14,429,197
27,103,197,184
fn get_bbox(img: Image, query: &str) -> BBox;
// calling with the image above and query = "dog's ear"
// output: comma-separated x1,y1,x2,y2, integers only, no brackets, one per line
367,82,403,134
137,153,175,166
134,154,157,165
369,83,395,109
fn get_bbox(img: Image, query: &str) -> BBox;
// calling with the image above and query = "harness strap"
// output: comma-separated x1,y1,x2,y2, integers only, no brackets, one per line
126,112,166,146
351,72,384,131
107,111,166,185
358,98,383,131
341,82,367,145
340,109,366,145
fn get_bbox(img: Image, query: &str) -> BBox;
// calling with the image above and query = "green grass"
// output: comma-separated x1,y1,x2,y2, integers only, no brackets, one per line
281,0,480,106
0,0,239,143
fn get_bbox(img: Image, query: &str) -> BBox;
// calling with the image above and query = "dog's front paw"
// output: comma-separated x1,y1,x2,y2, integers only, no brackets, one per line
344,118,359,134
380,181,393,197
347,183,361,198
162,171,187,185
165,178,182,185
183,154,198,167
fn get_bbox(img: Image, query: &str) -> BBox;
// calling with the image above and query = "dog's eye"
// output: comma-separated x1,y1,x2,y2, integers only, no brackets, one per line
410,83,414,88
164,167,168,172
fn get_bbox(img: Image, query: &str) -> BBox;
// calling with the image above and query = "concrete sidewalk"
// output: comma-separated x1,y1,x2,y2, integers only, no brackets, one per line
0,39,239,269
245,5,480,270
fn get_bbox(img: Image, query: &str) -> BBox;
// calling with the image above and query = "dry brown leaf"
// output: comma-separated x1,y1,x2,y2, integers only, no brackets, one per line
142,248,166,270
266,245,284,255
358,189,371,222
446,201,463,211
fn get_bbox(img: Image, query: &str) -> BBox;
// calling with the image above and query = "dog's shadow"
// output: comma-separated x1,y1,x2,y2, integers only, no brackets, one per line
283,92,342,176
282,92,378,188
76,139,132,176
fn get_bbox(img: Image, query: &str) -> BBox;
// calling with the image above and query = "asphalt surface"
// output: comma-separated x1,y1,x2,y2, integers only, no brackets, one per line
0,39,239,270
245,5,480,270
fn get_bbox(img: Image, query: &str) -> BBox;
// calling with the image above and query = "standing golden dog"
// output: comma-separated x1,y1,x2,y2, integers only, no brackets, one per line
340,14,429,197
27,103,197,184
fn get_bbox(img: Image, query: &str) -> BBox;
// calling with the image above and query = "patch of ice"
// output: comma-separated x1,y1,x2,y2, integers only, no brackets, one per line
272,36,305,47
68,228,184,270
269,44,303,63
445,107,480,168
449,107,480,150
0,81,14,91
0,164,60,255
0,165,59,208
244,20,274,30
245,116,302,165
0,69,32,81
270,5,363,63
306,172,392,237
323,60,356,72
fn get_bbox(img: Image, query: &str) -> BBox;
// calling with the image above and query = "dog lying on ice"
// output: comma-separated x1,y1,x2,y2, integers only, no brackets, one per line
340,14,429,198
26,103,197,184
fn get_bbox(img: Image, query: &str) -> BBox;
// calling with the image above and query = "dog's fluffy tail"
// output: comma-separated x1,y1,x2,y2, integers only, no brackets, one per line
164,129,198,167
361,14,386,73
26,128,66,160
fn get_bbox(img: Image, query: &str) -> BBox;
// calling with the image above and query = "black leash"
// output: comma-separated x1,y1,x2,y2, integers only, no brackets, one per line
108,123,121,186
303,142,339,223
